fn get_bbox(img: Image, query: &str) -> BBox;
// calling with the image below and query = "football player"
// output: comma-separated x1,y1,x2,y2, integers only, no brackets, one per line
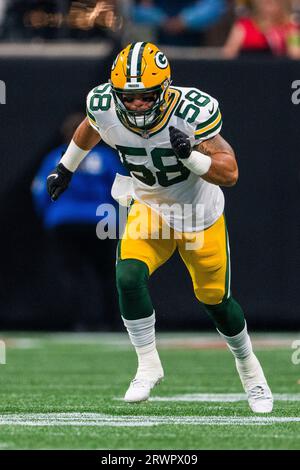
47,42,273,413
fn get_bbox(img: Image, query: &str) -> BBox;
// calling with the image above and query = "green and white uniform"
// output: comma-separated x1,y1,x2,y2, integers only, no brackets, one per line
86,83,224,232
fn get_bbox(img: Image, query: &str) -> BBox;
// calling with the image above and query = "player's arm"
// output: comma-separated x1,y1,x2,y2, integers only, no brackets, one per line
169,127,238,187
47,118,101,201
222,23,245,59
194,134,238,187
73,117,101,150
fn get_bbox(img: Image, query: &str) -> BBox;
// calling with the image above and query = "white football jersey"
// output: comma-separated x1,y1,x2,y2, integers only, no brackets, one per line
86,83,224,232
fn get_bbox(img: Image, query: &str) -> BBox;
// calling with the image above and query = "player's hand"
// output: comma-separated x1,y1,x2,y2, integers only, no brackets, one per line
47,163,73,201
169,126,191,159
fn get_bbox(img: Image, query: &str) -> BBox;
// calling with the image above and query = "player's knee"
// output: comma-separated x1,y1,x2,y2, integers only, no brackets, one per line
194,286,224,305
202,296,231,315
201,296,245,336
116,259,149,293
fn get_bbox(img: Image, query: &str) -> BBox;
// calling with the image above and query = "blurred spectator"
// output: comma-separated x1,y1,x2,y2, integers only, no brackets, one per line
223,0,300,58
1,0,61,41
31,113,127,330
130,0,227,46
234,0,252,16
0,0,121,42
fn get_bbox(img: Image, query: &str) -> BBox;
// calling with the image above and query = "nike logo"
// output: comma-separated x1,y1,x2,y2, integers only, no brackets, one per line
47,174,58,179
208,104,215,115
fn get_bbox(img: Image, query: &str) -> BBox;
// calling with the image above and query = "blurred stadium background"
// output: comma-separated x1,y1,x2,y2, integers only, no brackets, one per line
0,0,300,333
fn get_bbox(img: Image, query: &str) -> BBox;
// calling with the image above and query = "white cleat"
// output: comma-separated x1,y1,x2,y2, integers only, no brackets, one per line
235,354,273,413
124,373,164,403
247,384,273,413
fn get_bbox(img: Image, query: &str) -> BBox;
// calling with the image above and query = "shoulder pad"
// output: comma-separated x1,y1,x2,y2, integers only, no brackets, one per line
86,83,112,130
175,87,222,142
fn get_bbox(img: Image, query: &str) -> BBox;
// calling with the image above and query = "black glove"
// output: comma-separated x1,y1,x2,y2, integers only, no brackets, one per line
47,163,73,201
169,126,191,159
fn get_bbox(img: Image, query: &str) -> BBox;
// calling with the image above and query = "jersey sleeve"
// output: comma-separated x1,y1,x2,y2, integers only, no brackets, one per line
86,88,101,133
86,82,113,133
193,94,223,143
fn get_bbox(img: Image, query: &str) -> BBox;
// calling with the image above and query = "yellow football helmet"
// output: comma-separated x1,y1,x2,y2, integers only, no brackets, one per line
110,42,171,130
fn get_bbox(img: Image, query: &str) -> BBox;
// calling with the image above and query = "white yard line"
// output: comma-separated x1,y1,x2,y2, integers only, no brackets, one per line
0,413,300,427
113,393,300,402
148,393,300,402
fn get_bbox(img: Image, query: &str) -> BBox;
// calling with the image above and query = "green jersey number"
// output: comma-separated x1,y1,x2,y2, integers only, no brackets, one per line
175,89,211,124
89,83,112,112
116,145,190,188
116,147,156,187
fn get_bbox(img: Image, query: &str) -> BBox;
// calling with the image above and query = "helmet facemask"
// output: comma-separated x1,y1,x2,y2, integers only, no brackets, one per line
111,81,171,130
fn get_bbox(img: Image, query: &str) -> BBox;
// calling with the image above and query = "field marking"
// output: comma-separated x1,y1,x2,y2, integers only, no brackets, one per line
2,333,299,350
1,338,42,349
0,413,300,427
114,393,300,402
148,393,300,402
0,442,12,449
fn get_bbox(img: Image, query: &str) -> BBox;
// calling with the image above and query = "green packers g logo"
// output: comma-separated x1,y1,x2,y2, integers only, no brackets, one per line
155,52,168,69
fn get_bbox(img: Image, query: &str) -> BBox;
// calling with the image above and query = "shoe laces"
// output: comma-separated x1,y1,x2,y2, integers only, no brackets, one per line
248,385,269,400
130,378,151,388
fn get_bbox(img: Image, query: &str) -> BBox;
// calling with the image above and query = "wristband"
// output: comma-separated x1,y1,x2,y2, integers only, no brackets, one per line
181,150,212,176
60,140,90,172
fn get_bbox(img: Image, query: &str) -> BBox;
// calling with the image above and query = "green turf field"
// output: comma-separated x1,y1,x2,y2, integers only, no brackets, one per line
0,332,299,450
